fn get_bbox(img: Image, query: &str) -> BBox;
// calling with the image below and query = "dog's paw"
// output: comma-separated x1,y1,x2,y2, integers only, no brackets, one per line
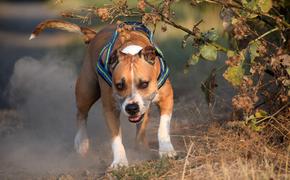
74,127,89,157
159,141,177,158
75,139,89,157
159,150,177,159
109,159,128,169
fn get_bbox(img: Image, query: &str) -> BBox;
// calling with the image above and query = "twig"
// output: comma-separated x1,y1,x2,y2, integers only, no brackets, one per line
181,141,194,180
256,103,289,124
269,123,288,138
272,117,290,135
249,27,279,45
183,136,189,152
144,0,229,52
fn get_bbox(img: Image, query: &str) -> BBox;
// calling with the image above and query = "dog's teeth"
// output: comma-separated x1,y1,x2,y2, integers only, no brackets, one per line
29,34,35,40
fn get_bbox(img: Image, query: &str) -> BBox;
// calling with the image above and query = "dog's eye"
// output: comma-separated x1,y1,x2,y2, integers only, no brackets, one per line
138,81,149,89
115,80,126,91
115,83,125,90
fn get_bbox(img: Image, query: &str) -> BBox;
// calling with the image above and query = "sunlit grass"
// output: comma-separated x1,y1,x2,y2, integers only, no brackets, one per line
105,122,290,179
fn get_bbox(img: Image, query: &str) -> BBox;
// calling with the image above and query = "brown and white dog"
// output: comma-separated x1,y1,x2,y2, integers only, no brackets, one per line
30,20,176,168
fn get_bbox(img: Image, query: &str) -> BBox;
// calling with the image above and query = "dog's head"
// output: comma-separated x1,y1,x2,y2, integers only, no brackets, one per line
110,45,160,123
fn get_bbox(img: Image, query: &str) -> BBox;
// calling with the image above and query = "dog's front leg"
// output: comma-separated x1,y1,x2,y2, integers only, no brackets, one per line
102,100,128,168
157,82,176,158
158,114,176,158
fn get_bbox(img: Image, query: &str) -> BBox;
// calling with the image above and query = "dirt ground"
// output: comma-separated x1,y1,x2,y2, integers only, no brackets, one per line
0,106,289,179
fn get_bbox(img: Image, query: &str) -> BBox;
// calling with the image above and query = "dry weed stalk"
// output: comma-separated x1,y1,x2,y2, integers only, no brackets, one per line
181,141,194,180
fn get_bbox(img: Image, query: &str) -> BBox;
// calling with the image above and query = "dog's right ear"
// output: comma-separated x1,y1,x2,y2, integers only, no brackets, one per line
109,50,127,70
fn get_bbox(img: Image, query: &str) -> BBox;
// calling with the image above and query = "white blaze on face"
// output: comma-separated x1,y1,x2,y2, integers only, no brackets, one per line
120,45,145,116
121,45,143,55
131,62,135,92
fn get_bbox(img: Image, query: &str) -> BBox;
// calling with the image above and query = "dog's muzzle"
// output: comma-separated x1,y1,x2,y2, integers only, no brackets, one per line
125,103,144,123
115,91,157,123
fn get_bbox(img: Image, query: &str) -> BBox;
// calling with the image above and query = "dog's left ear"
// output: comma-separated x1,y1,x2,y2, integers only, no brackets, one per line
138,46,160,65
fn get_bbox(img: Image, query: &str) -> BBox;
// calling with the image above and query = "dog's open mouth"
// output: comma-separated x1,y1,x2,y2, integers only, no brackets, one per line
128,114,144,123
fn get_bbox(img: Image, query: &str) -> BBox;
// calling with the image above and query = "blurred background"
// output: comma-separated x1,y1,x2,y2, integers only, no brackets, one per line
0,0,233,178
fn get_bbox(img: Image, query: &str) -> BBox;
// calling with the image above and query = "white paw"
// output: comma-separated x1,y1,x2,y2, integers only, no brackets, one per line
74,127,89,157
159,141,177,158
110,159,128,169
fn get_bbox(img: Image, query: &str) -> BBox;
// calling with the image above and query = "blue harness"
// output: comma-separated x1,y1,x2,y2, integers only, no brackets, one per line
96,22,169,89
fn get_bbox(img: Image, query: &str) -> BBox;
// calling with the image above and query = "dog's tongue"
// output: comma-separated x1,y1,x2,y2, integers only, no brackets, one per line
128,115,141,123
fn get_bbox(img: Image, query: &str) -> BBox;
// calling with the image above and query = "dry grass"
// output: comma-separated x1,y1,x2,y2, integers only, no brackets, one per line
105,121,290,180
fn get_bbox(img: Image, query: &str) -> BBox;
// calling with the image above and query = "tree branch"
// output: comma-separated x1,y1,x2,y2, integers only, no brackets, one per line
206,0,290,29
144,0,229,52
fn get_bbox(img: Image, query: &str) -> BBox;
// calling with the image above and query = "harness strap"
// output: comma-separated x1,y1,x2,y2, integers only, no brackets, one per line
96,22,169,89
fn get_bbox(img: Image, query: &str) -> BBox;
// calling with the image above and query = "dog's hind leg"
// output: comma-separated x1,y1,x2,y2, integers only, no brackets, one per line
74,54,100,157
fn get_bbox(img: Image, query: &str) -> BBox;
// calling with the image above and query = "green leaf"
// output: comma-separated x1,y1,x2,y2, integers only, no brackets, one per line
241,0,259,18
203,29,219,41
249,41,261,63
208,30,219,41
246,115,264,132
200,45,218,61
252,124,264,132
286,68,290,76
227,50,236,58
258,0,272,13
188,54,200,65
255,109,268,118
223,65,245,86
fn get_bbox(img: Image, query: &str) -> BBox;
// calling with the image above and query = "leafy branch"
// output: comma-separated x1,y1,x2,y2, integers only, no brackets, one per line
205,0,290,29
144,1,229,52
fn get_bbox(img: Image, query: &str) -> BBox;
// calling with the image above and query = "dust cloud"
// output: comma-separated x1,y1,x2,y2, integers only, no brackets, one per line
0,54,131,177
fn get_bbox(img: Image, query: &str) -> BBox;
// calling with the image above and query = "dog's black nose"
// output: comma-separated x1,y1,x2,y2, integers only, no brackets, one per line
125,103,139,115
